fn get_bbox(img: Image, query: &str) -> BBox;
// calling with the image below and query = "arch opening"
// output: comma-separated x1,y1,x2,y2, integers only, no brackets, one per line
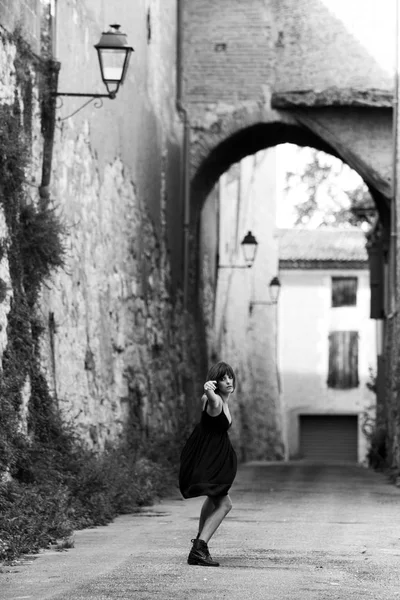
193,122,387,463
191,121,389,224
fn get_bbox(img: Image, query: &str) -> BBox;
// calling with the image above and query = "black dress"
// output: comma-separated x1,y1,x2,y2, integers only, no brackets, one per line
179,401,237,498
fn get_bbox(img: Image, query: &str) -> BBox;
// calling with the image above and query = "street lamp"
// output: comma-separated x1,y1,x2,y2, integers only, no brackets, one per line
269,276,282,303
95,24,134,97
53,24,134,100
218,231,259,269
249,276,281,314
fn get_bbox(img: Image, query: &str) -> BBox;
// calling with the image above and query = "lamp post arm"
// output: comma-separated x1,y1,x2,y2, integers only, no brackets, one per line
218,264,252,269
249,299,277,315
250,300,276,305
52,92,116,99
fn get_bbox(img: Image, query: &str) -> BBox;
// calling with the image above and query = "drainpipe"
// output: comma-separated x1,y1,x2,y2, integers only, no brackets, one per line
390,0,399,314
39,60,60,206
177,0,190,310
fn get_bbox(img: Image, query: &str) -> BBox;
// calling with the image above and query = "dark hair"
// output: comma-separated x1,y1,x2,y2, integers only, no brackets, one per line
206,361,236,392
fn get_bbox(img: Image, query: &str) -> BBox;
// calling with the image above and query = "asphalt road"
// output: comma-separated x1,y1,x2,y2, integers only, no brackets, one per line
2,461,400,600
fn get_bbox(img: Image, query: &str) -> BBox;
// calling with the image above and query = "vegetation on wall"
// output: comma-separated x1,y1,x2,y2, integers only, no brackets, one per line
0,41,188,563
361,370,387,470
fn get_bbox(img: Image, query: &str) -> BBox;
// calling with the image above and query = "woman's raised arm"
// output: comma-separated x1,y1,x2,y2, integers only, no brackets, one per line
203,380,221,409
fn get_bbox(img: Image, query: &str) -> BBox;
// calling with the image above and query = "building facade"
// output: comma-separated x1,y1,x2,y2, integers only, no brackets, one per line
278,229,377,463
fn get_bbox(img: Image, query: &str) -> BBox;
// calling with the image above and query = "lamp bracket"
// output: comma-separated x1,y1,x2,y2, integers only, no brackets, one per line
218,264,252,269
249,300,276,315
52,92,116,99
250,300,276,306
52,92,116,120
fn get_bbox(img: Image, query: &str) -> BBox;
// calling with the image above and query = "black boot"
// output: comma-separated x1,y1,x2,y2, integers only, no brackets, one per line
188,539,220,567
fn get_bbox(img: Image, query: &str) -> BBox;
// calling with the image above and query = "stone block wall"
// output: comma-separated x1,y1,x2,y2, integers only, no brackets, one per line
0,0,206,456
37,0,206,447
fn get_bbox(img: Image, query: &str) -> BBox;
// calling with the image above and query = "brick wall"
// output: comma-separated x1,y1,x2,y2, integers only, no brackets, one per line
184,0,394,106
184,0,275,104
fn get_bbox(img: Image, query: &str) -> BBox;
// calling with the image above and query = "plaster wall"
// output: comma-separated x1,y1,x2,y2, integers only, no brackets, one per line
278,268,377,463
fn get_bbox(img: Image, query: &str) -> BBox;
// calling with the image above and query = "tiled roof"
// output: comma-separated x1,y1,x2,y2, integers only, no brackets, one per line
277,228,368,267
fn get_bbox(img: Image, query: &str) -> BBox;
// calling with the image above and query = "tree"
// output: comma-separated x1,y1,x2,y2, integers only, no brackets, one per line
284,147,376,229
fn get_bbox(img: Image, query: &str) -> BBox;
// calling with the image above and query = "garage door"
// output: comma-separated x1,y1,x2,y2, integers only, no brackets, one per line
299,415,358,462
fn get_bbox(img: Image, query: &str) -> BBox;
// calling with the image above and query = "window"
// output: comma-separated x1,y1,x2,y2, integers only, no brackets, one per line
331,277,357,307
327,331,359,389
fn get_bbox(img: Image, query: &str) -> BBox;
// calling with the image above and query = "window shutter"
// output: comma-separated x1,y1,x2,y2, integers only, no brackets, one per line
328,331,359,389
331,277,358,307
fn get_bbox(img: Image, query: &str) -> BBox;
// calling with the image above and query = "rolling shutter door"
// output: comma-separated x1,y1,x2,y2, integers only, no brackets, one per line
299,415,358,462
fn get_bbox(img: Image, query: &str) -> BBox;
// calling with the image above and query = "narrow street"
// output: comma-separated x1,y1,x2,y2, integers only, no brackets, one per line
2,462,400,600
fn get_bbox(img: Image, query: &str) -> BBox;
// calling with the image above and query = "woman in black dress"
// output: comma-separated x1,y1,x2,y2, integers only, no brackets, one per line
179,361,237,567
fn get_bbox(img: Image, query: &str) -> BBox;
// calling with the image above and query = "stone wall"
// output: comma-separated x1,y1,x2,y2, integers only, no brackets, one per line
0,17,44,360
38,0,205,446
0,0,41,53
184,0,395,207
185,0,395,193
0,0,206,455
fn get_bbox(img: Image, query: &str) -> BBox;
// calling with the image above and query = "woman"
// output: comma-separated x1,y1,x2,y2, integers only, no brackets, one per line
179,361,238,567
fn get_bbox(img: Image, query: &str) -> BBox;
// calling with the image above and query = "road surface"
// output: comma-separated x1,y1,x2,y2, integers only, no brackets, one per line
2,461,400,599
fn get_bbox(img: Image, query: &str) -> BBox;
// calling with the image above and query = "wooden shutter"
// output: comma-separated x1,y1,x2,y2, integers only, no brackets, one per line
367,242,385,319
328,331,359,389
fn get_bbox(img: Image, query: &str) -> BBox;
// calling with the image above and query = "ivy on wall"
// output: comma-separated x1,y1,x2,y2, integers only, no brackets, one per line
0,94,67,479
0,31,194,562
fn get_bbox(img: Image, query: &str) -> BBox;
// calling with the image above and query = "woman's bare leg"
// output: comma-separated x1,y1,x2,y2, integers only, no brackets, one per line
198,496,216,536
199,494,232,544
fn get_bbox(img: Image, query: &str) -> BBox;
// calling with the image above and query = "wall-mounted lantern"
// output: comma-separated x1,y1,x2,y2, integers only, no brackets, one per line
268,276,282,303
53,24,134,101
218,231,259,269
249,276,281,314
40,24,134,200
94,24,134,97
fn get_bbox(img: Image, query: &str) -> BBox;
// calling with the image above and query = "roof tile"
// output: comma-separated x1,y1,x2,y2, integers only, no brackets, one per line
277,228,368,263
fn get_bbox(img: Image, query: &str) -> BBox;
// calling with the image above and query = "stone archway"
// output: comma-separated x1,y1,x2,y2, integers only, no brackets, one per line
190,104,390,219
189,111,390,296
189,112,390,461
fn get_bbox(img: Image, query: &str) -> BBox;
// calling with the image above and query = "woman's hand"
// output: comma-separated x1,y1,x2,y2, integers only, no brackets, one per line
204,380,222,414
203,380,221,409
204,380,217,393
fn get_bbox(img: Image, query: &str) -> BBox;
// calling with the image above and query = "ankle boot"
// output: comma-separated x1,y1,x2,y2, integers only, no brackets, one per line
188,539,220,567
